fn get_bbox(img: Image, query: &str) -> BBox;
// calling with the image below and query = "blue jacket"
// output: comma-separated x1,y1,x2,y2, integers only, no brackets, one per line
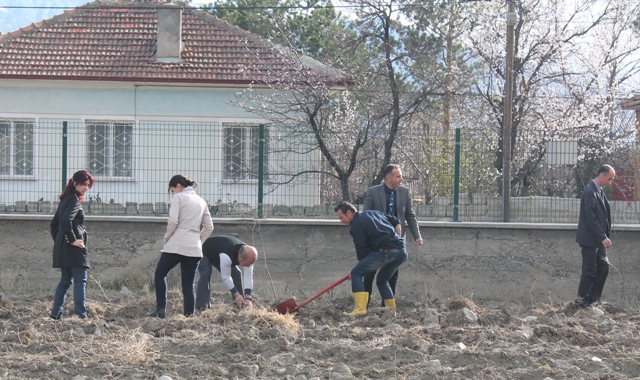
349,210,404,261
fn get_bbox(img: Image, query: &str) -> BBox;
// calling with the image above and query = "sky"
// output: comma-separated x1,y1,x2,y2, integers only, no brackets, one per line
0,0,355,35
0,0,212,34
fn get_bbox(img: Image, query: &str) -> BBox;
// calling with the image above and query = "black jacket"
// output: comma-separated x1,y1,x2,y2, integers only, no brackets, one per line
51,194,90,268
576,181,611,248
202,235,245,269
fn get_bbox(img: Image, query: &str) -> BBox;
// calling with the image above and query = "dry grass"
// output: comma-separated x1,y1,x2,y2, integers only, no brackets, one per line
445,295,479,311
0,290,298,376
248,307,300,334
1,299,160,369
1,289,640,379
0,266,33,292
4,259,640,380
101,268,155,291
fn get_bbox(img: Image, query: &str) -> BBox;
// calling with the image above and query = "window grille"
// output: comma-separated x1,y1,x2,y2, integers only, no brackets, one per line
0,119,34,176
87,120,133,177
223,124,268,180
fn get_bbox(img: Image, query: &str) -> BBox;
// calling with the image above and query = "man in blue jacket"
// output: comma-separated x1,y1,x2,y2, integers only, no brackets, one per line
335,201,407,317
576,165,615,308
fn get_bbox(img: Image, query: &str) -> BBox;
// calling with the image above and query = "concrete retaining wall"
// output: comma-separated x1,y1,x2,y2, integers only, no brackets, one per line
1,215,639,306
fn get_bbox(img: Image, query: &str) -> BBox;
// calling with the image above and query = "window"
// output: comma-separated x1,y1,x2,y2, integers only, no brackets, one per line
224,124,268,180
0,119,34,176
87,120,133,177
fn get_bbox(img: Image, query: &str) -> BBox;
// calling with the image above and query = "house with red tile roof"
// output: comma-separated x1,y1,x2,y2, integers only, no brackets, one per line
0,0,349,213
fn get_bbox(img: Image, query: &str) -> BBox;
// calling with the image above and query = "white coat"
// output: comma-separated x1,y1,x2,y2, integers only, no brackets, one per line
162,187,214,257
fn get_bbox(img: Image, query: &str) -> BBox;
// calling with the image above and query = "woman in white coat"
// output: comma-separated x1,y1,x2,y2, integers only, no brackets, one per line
147,174,214,318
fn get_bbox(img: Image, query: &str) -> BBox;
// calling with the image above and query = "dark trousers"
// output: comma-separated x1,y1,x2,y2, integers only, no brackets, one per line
352,248,406,300
364,269,398,307
577,245,609,305
195,256,243,308
154,252,201,316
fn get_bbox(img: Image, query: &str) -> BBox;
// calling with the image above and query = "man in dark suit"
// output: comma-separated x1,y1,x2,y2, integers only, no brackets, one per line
576,164,615,308
363,164,423,305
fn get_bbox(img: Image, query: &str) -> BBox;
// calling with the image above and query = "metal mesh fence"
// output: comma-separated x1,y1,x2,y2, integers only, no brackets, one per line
392,123,639,224
0,120,638,223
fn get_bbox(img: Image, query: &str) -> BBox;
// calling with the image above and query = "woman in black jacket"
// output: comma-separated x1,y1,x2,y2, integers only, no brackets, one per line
50,170,94,319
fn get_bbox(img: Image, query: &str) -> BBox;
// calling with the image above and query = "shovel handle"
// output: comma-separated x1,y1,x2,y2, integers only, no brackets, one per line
295,274,350,309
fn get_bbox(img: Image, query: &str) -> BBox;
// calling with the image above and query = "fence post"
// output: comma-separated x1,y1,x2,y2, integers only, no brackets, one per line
62,121,68,190
503,0,516,222
257,124,265,219
453,127,461,222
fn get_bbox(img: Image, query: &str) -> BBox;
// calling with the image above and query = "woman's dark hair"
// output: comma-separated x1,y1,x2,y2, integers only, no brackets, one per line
168,174,197,191
59,170,94,201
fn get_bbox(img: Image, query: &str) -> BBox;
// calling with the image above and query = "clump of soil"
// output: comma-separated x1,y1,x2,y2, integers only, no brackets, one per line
0,291,638,379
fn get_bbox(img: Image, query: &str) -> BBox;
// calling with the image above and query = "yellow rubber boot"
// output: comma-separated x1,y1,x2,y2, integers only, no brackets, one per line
384,299,396,316
345,292,369,317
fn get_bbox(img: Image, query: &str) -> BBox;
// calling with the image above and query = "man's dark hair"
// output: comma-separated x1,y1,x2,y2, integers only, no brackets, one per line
383,164,400,178
334,201,357,214
597,165,614,176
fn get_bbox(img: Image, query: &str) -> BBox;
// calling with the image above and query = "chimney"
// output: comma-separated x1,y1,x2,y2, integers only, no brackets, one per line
156,3,183,62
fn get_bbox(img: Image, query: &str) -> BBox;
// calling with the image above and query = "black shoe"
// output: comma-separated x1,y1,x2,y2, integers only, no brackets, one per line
578,299,592,309
195,306,208,313
146,308,166,319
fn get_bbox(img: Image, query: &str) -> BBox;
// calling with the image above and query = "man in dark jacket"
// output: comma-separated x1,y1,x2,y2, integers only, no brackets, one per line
196,235,258,310
576,164,615,307
335,201,407,317
363,164,422,306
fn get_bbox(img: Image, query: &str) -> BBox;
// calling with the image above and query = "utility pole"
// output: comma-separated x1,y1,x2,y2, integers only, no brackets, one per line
503,0,516,222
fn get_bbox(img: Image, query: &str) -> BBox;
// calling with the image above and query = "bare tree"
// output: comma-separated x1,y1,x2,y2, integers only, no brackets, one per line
234,38,376,202
346,0,441,186
233,0,443,201
468,0,640,196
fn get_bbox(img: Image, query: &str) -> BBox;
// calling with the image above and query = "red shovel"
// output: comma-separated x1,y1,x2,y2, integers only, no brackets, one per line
276,274,350,314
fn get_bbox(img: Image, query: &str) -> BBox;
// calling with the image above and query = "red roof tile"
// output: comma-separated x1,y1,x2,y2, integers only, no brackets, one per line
0,1,350,86
621,94,640,110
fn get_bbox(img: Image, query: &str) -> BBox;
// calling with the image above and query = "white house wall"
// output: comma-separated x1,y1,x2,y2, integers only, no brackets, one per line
0,83,254,118
0,82,322,209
